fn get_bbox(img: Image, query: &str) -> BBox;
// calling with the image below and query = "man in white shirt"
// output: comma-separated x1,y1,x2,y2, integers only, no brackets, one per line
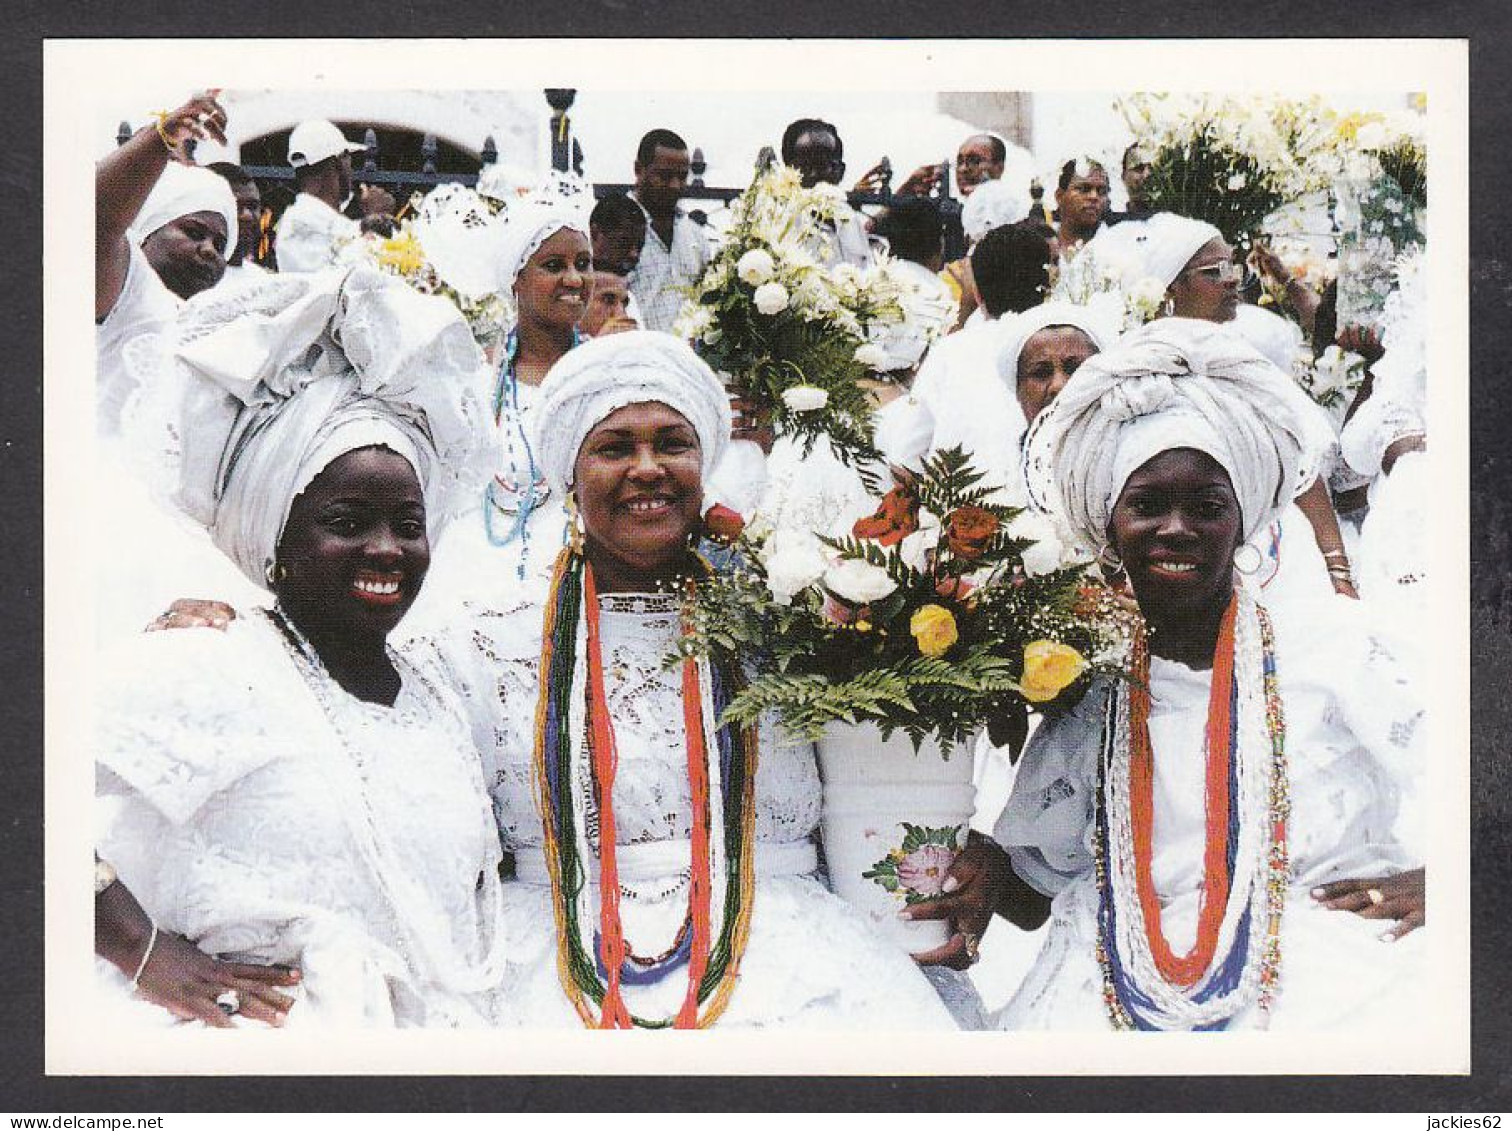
780,117,873,268
1053,157,1111,256
274,119,395,273
626,129,708,332
96,92,239,435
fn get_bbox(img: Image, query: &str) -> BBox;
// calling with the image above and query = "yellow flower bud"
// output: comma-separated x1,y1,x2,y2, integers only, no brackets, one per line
909,604,959,658
1020,640,1086,703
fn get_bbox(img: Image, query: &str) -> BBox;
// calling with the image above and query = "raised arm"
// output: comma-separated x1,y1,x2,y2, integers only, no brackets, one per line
96,91,227,321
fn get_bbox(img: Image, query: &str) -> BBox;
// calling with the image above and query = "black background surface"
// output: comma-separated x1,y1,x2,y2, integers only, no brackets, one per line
7,1,1509,1112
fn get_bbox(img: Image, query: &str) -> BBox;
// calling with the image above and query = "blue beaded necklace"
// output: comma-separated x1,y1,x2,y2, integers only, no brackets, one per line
484,329,580,560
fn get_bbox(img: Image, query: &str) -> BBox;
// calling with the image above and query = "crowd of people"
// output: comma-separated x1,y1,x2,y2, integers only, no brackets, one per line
90,89,1433,1034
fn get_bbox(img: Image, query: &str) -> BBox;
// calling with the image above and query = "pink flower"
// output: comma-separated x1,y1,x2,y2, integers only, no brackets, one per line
895,843,956,898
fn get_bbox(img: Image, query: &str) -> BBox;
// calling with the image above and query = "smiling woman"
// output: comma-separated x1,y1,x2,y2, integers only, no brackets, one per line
930,318,1428,1032
93,263,512,1028
418,331,961,1029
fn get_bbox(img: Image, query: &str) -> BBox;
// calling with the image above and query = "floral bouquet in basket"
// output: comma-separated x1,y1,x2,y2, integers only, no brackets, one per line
680,447,1132,755
674,165,923,474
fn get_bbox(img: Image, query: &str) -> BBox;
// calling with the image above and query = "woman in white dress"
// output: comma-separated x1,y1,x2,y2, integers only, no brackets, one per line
420,331,959,1029
95,264,511,1028
908,319,1425,1029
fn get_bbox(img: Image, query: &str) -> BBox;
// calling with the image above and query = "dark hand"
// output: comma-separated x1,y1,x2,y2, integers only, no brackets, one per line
1335,324,1385,365
157,91,228,158
134,930,301,1028
896,163,944,198
1312,866,1424,940
146,598,237,632
904,834,1014,970
729,393,775,455
851,161,891,195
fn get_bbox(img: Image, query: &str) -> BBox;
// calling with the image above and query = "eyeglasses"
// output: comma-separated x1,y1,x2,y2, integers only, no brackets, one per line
1183,260,1248,284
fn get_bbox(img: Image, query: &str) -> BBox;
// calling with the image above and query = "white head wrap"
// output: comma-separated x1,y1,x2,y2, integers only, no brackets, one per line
494,191,592,295
131,162,239,251
530,330,731,499
1022,317,1322,554
1136,212,1225,291
141,262,490,589
961,178,1027,244
996,301,1118,386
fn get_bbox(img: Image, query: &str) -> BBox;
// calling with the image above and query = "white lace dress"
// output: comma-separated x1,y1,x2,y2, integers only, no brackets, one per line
96,611,513,1028
992,593,1426,1030
418,586,958,1029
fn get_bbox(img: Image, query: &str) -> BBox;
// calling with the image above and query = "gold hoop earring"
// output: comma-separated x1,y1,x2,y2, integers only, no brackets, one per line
265,560,287,587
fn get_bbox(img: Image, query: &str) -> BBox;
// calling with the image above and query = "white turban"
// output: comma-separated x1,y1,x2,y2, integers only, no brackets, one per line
494,195,591,294
1136,212,1225,291
1022,317,1323,554
130,162,239,251
530,330,731,498
145,262,490,588
961,178,1027,244
996,301,1118,386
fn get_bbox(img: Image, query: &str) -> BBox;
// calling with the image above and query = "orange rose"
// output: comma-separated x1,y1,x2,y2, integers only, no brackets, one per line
853,486,920,546
944,506,999,561
703,503,746,544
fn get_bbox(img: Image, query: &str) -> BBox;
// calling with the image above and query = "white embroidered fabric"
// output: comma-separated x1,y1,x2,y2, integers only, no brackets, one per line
992,592,1425,1030
96,613,513,1028
413,587,957,1029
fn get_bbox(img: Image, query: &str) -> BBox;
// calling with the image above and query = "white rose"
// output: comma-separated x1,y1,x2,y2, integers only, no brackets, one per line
1227,172,1248,190
853,341,890,370
753,281,790,316
897,511,942,572
781,385,829,413
1008,510,1069,577
760,528,829,605
823,557,898,604
737,248,776,286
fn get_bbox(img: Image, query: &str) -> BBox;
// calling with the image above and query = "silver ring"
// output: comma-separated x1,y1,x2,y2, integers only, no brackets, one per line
215,989,241,1016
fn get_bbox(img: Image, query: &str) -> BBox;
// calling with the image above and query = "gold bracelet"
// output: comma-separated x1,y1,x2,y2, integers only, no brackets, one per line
152,110,181,154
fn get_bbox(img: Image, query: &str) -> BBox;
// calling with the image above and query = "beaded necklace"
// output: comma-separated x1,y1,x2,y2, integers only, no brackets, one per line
532,548,758,1029
484,329,580,559
1093,588,1289,1030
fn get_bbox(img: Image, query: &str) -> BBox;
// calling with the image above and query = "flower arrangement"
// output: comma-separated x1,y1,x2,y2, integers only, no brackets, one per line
680,447,1130,751
674,164,924,472
1051,240,1167,333
1295,344,1367,424
1116,93,1309,248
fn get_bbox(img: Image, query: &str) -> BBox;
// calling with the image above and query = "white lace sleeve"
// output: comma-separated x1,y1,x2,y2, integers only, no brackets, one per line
992,681,1110,898
97,619,293,827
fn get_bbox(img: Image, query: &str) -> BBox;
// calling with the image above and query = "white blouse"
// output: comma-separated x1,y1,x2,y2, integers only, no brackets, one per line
993,591,1425,1030
97,611,513,1027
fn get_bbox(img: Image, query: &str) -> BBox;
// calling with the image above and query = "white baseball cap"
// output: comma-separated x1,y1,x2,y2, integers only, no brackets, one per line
286,119,366,168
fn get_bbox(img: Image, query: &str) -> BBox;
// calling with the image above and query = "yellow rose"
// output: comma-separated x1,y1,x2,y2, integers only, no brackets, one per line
1020,640,1086,703
910,604,959,658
